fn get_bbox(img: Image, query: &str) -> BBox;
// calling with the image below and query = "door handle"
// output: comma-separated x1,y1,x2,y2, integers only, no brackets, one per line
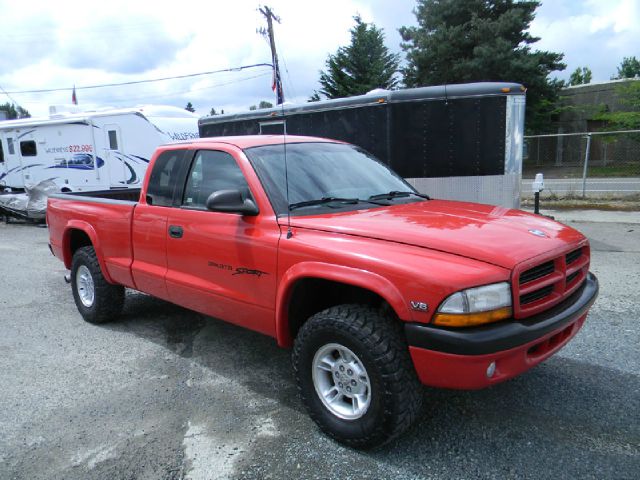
168,225,183,238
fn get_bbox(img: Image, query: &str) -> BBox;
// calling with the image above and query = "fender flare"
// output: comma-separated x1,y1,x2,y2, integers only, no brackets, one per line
275,261,411,347
62,220,115,284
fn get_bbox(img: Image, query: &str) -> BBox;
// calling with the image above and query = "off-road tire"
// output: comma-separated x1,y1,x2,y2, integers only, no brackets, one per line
71,246,124,324
292,304,424,449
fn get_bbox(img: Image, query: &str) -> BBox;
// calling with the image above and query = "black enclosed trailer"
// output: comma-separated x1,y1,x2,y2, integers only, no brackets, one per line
198,82,526,208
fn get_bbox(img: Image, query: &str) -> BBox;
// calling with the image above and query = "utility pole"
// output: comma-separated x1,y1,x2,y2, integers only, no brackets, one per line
258,5,284,104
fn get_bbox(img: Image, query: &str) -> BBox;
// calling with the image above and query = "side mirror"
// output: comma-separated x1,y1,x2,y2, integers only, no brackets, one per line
205,189,259,216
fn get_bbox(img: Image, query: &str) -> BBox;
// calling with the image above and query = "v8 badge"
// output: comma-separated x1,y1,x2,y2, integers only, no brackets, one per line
410,301,428,312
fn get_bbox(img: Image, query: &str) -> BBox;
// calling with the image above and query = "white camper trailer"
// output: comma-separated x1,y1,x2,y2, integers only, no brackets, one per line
0,105,199,193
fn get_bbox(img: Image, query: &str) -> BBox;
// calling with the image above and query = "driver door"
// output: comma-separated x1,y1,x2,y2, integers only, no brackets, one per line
165,148,280,335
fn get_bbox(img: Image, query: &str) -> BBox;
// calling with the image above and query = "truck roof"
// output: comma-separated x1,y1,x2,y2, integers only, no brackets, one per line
165,135,339,149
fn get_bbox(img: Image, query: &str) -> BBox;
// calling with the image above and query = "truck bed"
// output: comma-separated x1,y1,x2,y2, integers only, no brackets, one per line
47,189,140,288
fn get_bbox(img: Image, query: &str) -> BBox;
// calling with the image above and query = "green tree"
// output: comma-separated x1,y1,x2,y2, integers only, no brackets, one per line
399,0,566,133
308,91,322,102
249,101,274,110
185,102,195,112
0,102,30,119
318,15,400,99
569,66,592,86
613,56,640,79
595,81,640,131
209,108,219,116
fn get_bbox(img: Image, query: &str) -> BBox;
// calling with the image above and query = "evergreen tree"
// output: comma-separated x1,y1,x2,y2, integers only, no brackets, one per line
318,15,400,99
259,100,273,109
308,91,322,102
614,56,640,79
209,108,218,116
569,67,592,86
399,0,565,133
0,102,30,119
185,102,195,112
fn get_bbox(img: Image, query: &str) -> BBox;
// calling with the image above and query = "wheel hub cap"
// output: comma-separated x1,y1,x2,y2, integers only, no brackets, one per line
76,265,95,308
312,343,371,420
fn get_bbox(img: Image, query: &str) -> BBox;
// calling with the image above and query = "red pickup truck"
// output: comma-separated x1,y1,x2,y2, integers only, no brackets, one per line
47,136,598,448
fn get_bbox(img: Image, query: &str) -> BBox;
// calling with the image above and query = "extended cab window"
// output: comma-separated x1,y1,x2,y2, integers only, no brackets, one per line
146,150,186,206
183,150,250,209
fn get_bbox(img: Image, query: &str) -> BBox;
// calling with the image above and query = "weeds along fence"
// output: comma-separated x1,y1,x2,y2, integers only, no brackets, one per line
523,130,640,198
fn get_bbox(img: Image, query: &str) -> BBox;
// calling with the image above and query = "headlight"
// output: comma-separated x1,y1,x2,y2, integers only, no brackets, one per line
432,282,512,327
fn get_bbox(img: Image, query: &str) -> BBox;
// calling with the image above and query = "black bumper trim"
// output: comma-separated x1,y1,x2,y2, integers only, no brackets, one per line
405,272,599,356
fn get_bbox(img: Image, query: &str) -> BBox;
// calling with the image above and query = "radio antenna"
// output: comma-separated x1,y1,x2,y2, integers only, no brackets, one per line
281,103,292,239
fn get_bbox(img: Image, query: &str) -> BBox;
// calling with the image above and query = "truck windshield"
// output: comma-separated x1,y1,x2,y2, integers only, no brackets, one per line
244,142,421,215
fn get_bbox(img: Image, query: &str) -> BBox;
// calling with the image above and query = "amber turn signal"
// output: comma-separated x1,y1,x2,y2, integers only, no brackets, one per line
432,307,512,328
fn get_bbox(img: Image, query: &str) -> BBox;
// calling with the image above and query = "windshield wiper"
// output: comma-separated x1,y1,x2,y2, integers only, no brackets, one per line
368,190,430,201
289,196,389,211
289,197,360,211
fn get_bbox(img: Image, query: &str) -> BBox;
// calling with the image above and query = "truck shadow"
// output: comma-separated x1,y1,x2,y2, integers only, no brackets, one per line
105,290,298,410
104,292,639,478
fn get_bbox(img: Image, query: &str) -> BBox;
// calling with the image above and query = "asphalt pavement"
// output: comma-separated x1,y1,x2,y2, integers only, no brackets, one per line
0,214,638,480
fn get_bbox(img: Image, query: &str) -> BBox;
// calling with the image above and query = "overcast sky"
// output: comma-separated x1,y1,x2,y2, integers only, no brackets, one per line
1,0,638,118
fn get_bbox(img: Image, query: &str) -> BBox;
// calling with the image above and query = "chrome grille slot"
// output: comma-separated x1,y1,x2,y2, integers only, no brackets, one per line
566,270,580,284
520,285,554,305
566,248,583,265
520,260,554,285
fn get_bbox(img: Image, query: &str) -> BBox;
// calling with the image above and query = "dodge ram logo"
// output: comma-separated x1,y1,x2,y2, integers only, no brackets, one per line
528,229,548,238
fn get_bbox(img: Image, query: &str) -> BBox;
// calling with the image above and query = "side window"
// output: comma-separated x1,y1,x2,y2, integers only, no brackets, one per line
20,140,37,156
108,130,118,150
183,150,250,209
7,138,15,155
146,150,186,206
0,140,4,163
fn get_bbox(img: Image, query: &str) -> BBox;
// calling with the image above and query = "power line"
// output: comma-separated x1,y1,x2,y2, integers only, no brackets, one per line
0,84,20,106
4,63,273,94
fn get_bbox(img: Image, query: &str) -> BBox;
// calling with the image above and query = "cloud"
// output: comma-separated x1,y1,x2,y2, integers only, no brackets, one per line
530,0,640,81
54,19,192,74
2,0,638,119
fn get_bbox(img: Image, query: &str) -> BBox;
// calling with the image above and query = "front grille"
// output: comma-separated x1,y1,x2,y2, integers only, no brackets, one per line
520,261,554,285
514,244,590,319
520,285,554,305
566,248,583,265
566,270,580,284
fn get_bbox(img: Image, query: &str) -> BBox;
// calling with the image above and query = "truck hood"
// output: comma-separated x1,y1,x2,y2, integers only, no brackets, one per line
286,200,586,269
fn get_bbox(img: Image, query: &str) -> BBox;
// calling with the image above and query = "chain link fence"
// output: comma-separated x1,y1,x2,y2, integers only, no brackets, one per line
523,130,640,199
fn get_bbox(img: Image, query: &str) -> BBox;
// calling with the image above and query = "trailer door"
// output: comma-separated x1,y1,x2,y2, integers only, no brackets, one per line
0,133,24,189
105,124,127,187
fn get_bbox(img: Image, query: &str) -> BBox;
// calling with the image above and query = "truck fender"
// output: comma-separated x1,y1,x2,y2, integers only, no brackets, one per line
275,262,411,347
62,220,115,284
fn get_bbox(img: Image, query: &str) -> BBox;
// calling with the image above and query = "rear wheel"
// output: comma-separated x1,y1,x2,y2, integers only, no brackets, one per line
71,246,124,324
292,304,424,449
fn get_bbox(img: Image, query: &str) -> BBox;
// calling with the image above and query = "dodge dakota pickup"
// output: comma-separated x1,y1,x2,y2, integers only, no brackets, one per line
47,136,598,448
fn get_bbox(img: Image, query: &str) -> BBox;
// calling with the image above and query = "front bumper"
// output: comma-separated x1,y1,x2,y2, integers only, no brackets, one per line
405,272,598,389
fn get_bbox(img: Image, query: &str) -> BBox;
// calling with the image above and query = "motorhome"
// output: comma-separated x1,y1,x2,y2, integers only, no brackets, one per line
0,105,199,193
198,82,526,208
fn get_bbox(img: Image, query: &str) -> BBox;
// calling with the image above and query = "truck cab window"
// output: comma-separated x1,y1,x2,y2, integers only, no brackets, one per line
146,150,186,206
20,140,37,156
183,150,250,209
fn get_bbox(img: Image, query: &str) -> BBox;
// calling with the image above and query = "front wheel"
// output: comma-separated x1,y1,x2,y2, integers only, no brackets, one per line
292,304,424,449
71,246,124,324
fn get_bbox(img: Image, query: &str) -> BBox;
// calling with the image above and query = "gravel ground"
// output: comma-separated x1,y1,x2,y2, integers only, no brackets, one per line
0,217,638,480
